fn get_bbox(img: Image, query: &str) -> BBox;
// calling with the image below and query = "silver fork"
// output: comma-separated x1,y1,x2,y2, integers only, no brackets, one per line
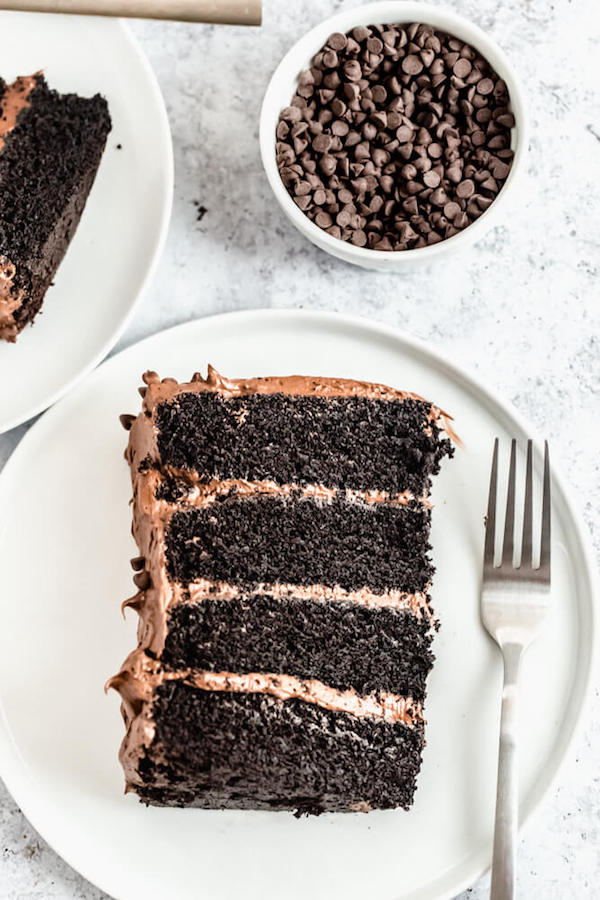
481,438,551,900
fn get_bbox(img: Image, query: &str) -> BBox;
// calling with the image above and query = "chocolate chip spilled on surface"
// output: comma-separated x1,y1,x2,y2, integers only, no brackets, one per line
276,23,515,251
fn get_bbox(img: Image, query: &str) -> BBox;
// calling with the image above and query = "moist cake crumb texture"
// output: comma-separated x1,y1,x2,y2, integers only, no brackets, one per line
0,72,111,342
108,365,454,814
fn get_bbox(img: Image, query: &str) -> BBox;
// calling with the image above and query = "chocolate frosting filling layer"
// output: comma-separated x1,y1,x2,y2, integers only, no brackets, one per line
152,471,430,509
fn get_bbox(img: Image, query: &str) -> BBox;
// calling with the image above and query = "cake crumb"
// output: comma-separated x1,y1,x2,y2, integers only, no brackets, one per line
193,201,208,222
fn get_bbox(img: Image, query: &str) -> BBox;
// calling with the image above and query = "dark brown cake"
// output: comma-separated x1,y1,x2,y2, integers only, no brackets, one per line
0,72,111,342
108,367,454,814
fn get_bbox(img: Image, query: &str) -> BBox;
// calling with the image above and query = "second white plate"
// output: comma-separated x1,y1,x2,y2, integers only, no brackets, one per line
0,12,173,433
0,310,596,900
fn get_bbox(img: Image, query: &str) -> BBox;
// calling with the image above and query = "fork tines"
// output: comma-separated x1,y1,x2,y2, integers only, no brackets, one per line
484,439,551,582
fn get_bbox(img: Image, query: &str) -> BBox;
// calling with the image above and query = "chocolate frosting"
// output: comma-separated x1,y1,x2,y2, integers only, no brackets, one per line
138,364,453,417
110,367,451,793
144,470,430,510
0,73,38,150
0,256,25,340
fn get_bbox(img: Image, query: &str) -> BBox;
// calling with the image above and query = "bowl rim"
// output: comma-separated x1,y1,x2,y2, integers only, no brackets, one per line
259,0,529,264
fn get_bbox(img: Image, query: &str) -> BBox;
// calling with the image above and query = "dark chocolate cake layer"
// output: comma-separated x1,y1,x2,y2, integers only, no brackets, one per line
162,596,434,700
0,73,111,341
165,494,433,593
137,686,425,813
110,369,454,815
156,391,452,495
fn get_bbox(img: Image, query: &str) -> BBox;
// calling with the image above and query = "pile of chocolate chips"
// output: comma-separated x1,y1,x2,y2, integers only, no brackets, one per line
276,23,515,251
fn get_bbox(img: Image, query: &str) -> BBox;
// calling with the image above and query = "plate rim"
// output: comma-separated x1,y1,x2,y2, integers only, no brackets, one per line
0,307,597,900
0,16,174,435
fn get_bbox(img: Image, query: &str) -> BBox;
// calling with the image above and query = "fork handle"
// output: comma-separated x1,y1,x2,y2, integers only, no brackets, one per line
490,642,522,900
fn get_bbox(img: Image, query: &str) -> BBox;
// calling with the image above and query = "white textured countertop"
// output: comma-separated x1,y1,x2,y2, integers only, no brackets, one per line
1,1,599,897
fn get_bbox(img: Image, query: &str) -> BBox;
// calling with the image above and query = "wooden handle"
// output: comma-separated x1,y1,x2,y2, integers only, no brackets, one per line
0,0,262,24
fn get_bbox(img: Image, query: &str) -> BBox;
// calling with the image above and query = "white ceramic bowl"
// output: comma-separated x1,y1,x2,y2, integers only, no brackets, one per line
260,1,528,271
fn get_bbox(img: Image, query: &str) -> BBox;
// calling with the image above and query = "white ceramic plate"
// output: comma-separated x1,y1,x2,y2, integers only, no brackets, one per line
0,310,595,900
0,12,173,434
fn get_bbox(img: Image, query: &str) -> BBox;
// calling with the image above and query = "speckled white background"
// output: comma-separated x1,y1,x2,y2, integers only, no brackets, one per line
1,0,599,897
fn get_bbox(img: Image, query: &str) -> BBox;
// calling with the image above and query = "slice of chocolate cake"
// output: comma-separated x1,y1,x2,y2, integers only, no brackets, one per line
0,72,111,342
108,367,454,814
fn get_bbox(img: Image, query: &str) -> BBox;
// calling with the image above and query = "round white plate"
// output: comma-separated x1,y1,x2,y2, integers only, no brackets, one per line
0,310,596,900
0,12,173,434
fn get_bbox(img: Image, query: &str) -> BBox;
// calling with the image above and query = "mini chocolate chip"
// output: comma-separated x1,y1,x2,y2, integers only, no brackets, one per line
430,187,448,206
133,570,150,589
295,180,312,196
367,37,383,53
319,155,337,175
496,112,515,128
423,170,441,188
491,160,511,180
362,122,377,140
477,194,494,209
332,119,350,136
477,77,494,95
480,175,499,192
453,58,472,79
402,54,423,75
370,110,388,130
344,60,362,82
328,32,347,51
446,164,463,183
443,200,461,219
313,133,332,153
281,105,302,122
396,124,414,143
315,211,333,228
456,178,475,198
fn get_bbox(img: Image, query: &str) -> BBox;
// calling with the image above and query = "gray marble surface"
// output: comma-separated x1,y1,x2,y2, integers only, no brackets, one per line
1,0,599,897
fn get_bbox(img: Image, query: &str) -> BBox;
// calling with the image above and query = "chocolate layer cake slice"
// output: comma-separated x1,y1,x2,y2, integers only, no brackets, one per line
108,367,454,814
0,73,111,342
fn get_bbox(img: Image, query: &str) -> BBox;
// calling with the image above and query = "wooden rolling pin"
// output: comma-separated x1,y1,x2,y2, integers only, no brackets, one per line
0,0,261,24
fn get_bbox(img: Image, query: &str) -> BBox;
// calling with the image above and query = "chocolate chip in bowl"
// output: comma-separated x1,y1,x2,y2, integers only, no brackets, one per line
260,2,528,270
